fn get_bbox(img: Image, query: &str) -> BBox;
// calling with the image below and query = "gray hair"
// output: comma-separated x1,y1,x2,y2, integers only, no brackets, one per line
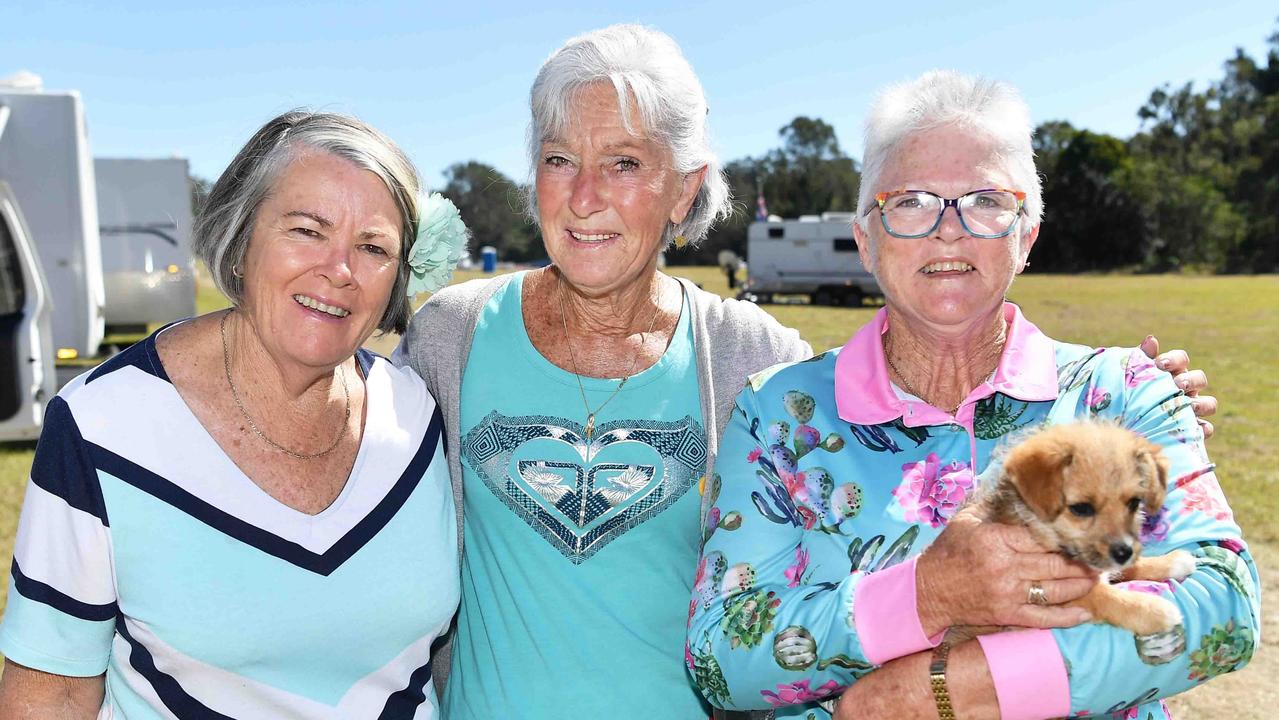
193,110,420,334
525,24,731,246
856,70,1043,233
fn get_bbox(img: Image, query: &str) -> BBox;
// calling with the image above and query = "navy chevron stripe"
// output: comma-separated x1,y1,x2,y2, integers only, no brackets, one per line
116,619,237,719
378,632,448,718
10,559,118,622
30,397,110,525
86,408,445,576
86,329,172,385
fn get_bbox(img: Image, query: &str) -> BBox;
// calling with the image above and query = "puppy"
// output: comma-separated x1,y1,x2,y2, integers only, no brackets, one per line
980,421,1195,636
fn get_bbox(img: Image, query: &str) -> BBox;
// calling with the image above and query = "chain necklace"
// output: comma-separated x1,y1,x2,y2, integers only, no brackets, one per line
557,275,661,444
884,332,1007,417
220,311,351,460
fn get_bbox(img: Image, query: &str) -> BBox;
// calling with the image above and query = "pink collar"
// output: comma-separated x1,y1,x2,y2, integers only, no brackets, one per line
833,302,1059,426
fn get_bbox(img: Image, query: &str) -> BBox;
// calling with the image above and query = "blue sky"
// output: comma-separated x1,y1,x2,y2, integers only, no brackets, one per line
4,0,1275,190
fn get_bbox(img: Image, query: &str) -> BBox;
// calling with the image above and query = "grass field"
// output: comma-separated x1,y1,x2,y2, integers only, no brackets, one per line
0,267,1274,714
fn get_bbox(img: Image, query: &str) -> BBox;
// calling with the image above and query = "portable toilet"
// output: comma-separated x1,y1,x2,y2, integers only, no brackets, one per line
481,245,497,273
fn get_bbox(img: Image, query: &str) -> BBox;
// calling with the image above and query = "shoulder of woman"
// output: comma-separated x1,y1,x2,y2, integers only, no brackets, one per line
407,276,513,336
679,279,808,351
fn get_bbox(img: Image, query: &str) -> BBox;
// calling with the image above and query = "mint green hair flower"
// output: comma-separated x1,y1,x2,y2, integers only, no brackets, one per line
406,192,469,296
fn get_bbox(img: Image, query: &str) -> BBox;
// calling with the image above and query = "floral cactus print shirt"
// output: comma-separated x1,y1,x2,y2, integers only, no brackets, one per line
687,303,1260,719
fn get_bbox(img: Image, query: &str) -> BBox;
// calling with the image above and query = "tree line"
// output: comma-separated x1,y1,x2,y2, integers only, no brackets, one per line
192,23,1278,274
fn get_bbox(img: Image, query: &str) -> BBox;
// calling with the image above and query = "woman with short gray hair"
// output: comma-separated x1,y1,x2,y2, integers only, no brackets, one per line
397,23,810,718
0,110,467,718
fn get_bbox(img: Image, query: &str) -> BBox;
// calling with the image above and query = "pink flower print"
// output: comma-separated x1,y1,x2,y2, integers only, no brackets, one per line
894,454,974,528
1178,471,1234,523
782,470,809,501
784,545,810,588
1141,505,1170,543
1085,386,1112,412
796,505,818,530
761,679,842,707
1120,579,1173,596
1111,707,1140,720
1124,350,1161,388
747,447,763,463
1219,538,1246,555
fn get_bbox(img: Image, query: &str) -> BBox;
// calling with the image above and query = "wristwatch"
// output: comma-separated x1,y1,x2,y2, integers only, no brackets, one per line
929,641,956,720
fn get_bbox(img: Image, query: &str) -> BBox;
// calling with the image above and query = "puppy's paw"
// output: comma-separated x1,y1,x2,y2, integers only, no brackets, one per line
1167,550,1196,580
1130,596,1183,635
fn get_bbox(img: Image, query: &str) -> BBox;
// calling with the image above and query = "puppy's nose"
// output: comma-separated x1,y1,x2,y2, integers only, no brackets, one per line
1110,543,1133,565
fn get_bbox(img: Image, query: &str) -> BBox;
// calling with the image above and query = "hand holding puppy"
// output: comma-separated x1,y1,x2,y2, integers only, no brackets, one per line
915,507,1096,637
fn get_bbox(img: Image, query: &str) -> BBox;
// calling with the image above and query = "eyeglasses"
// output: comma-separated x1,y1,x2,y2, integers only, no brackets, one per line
864,188,1027,239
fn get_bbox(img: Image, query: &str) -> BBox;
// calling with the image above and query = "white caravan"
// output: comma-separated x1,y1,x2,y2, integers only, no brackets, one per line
0,181,55,442
741,212,881,306
95,157,196,333
0,76,106,360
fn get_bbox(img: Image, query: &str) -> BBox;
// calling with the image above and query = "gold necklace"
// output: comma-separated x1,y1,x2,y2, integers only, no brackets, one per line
885,335,1002,419
883,348,962,416
221,311,351,460
557,275,661,443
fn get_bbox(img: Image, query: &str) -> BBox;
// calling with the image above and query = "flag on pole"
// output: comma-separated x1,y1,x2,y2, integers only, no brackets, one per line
755,189,769,221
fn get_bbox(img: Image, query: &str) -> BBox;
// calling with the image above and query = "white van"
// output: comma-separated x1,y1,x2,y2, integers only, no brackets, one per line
0,77,107,360
741,212,882,306
95,157,196,333
0,181,55,442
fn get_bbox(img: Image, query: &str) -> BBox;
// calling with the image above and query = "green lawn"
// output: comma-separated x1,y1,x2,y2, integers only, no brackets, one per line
1,268,1274,709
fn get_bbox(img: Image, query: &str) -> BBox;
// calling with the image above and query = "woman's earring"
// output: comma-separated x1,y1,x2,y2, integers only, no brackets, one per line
673,234,688,248
232,263,244,278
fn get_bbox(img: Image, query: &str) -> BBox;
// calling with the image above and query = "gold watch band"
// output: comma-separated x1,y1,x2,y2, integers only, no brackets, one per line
929,642,956,720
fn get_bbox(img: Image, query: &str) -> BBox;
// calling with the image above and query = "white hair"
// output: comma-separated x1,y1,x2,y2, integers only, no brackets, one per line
525,24,731,246
856,70,1043,232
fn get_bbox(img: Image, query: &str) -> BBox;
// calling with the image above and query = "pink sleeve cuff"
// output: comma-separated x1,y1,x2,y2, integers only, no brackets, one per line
853,556,943,664
976,630,1070,720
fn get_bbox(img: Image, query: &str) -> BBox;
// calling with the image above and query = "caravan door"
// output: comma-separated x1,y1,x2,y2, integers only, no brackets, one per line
0,181,55,442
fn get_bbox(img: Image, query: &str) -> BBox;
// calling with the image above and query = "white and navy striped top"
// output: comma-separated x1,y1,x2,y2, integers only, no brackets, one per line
0,327,458,719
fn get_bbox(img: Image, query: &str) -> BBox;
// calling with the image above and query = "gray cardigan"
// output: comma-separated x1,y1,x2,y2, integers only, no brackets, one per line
394,272,812,703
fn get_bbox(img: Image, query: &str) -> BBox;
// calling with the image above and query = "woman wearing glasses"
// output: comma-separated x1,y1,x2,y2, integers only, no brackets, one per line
688,70,1258,719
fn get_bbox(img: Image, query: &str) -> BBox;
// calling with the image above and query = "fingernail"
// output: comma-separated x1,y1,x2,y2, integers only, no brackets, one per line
1159,358,1172,369
1145,335,1155,344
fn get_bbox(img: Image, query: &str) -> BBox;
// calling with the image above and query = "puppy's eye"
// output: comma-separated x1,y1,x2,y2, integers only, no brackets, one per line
1127,497,1142,513
1068,502,1095,518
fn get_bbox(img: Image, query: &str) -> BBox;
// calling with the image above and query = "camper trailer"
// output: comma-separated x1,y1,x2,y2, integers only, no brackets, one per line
0,181,55,442
0,77,106,359
95,157,196,333
740,212,881,306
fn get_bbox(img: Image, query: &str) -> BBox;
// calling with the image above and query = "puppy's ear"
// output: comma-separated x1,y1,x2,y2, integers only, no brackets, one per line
1135,438,1170,511
1004,433,1073,518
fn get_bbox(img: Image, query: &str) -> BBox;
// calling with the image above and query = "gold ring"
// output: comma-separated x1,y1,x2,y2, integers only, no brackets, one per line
1027,582,1049,606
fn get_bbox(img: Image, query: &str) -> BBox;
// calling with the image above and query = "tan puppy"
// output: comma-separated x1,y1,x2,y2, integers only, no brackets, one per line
982,422,1195,635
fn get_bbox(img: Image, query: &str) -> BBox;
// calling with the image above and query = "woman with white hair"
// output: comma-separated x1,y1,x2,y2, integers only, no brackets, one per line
399,28,1214,719
397,24,811,717
688,71,1257,719
0,111,466,718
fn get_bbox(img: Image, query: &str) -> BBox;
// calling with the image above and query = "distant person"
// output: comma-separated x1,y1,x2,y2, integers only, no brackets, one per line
394,26,1216,719
0,111,466,718
689,70,1254,720
719,248,740,289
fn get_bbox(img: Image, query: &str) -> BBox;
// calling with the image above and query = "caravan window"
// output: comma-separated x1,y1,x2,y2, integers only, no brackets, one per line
833,237,857,252
0,214,25,316
768,227,784,239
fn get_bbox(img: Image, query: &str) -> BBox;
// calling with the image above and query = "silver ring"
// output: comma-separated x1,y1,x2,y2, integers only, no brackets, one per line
1027,582,1049,606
